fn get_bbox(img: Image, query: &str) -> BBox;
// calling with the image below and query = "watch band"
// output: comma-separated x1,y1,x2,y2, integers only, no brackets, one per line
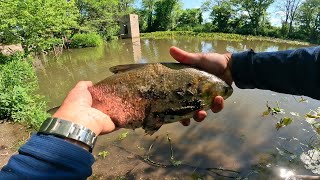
38,117,97,152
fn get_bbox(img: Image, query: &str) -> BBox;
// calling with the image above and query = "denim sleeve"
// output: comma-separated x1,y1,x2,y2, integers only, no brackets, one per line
0,134,95,179
231,46,320,100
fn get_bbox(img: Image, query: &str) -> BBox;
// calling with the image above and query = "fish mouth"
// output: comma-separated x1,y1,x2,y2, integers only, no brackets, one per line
223,86,233,99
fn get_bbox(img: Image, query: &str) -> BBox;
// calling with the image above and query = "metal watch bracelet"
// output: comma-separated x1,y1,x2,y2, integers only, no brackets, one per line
38,117,97,152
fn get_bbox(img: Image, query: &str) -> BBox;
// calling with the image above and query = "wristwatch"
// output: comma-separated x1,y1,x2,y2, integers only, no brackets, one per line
38,117,97,152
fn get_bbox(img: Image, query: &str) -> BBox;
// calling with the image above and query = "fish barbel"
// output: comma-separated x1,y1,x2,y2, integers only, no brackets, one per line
88,63,233,135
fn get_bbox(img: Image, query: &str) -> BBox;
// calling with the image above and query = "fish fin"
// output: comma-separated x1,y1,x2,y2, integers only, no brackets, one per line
109,64,148,74
109,63,182,74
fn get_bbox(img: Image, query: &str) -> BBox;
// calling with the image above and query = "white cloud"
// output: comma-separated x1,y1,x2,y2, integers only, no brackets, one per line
268,11,285,27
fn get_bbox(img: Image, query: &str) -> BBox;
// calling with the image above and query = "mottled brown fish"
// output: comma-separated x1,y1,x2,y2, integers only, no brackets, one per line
88,63,233,135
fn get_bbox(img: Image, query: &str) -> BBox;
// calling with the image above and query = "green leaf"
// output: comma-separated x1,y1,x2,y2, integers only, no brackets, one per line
305,113,320,119
262,109,271,116
282,117,293,126
98,150,109,158
118,131,129,140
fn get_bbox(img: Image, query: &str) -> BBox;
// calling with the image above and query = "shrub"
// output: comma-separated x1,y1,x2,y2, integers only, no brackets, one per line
70,33,103,48
0,53,48,128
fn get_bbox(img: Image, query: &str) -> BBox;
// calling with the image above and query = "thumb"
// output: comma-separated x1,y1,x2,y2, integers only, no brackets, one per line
170,46,201,65
91,109,116,135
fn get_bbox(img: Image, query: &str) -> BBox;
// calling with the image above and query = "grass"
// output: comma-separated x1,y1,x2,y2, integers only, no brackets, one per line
141,31,310,46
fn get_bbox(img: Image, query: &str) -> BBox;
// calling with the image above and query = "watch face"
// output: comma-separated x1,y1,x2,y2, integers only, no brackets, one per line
39,118,97,151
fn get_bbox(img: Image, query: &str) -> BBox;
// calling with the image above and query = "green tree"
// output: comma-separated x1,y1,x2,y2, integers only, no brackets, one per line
295,0,320,43
232,0,274,35
0,0,79,53
177,8,203,28
210,0,235,33
142,0,160,32
277,0,302,37
152,0,182,31
76,0,120,39
118,0,136,16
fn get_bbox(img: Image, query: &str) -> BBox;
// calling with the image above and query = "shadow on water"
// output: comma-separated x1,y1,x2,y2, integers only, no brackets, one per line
36,38,319,179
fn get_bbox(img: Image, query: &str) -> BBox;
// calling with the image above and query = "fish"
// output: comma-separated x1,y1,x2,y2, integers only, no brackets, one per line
87,63,233,135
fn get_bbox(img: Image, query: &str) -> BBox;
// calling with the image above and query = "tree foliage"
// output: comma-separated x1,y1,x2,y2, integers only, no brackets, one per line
0,53,48,128
277,0,302,37
152,0,182,31
210,0,235,33
0,0,79,53
178,8,203,28
141,0,160,31
232,0,274,35
76,0,120,40
1,0,319,52
295,0,320,43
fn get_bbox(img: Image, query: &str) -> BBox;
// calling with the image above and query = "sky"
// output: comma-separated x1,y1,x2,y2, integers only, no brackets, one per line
135,0,283,26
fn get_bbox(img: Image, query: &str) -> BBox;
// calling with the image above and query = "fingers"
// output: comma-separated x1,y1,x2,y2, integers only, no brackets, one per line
193,110,207,122
75,81,93,89
179,110,207,126
99,114,116,135
211,96,224,113
170,46,201,65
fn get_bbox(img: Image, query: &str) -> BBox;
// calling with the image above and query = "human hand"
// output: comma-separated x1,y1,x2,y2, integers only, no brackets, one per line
169,46,233,125
53,81,115,135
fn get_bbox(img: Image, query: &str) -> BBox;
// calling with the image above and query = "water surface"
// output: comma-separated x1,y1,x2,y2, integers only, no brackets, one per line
36,38,319,179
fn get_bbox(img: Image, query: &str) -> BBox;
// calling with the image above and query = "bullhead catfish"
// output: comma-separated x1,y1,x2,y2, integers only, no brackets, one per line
88,63,233,135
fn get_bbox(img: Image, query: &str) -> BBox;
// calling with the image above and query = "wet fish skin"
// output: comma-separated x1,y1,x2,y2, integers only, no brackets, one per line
88,63,233,135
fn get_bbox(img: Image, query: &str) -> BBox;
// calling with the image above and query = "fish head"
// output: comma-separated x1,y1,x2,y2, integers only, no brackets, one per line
198,73,233,103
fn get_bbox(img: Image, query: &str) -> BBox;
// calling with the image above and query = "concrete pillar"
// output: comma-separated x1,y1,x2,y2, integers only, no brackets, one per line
120,14,140,39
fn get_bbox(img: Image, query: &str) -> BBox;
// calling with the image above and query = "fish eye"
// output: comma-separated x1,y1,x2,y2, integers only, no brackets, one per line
224,87,229,95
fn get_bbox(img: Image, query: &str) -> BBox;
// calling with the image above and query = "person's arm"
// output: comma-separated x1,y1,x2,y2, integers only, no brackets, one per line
231,46,320,100
1,134,94,179
0,81,116,179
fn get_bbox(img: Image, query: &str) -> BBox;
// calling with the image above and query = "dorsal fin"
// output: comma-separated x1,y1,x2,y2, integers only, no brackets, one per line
109,63,184,74
109,63,150,74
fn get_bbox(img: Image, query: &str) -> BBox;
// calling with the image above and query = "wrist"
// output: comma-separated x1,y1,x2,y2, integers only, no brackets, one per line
38,117,98,152
223,53,234,85
64,137,90,151
53,108,102,135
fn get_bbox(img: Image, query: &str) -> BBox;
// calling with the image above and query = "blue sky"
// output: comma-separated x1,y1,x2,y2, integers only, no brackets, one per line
135,0,282,26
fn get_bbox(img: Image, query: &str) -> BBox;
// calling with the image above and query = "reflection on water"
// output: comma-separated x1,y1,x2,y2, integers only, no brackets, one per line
36,38,319,178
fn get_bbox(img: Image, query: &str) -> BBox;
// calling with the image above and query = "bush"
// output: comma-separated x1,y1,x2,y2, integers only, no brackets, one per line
0,53,48,128
70,33,103,48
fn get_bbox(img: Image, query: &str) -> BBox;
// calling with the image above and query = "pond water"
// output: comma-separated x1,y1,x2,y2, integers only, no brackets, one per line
35,38,319,179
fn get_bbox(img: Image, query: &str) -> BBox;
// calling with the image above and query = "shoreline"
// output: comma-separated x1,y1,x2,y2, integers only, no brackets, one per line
140,31,311,46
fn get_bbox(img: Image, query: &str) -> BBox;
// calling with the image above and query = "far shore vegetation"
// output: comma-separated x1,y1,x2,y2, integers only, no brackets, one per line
141,31,311,45
1,0,319,54
0,0,319,128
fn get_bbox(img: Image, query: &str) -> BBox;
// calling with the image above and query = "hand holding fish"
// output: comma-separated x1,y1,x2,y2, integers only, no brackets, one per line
170,46,233,123
51,48,233,135
53,81,115,135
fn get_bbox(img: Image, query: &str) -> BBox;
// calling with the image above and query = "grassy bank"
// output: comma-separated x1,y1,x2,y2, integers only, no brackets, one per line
141,31,310,46
0,53,48,129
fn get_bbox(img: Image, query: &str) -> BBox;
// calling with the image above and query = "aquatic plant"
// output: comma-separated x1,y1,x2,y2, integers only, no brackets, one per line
141,31,310,46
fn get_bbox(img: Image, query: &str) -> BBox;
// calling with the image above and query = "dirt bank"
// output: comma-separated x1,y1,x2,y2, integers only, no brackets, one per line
0,121,31,167
0,123,212,179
